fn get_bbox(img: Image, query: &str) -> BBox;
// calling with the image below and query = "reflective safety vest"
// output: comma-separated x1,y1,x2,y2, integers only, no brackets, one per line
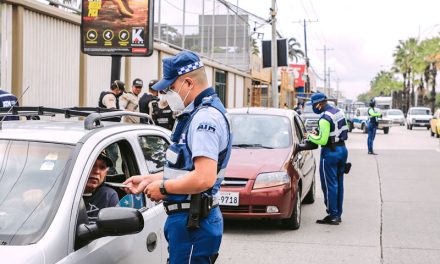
163,88,232,202
321,106,348,143
368,107,378,126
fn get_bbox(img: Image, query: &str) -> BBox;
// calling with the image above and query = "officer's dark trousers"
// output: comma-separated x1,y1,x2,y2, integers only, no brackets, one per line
367,123,377,153
164,207,223,264
319,146,348,218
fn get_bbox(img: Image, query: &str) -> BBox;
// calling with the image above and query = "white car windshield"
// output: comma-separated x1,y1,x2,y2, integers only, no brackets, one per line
387,110,403,115
410,109,431,115
0,140,73,246
229,114,292,149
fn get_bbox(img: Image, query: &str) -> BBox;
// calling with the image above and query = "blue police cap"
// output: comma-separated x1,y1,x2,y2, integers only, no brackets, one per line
310,93,327,105
152,51,204,91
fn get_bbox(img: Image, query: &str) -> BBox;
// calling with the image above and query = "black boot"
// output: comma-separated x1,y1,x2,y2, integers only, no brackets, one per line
316,215,340,225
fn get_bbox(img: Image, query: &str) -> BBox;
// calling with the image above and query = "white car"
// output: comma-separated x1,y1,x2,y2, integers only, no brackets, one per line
406,107,432,130
0,108,170,264
383,109,405,126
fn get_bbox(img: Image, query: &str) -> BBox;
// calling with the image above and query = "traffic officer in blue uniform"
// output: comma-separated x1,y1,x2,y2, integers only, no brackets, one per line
0,89,19,121
367,98,382,155
307,93,348,225
124,51,232,263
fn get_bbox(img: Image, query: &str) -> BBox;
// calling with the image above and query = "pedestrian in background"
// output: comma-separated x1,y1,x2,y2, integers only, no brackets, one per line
120,78,143,123
139,80,176,130
0,88,19,121
99,80,125,122
124,51,232,263
307,93,348,225
367,98,381,155
99,80,125,174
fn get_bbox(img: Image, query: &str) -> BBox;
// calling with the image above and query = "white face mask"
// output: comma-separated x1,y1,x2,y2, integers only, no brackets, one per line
164,80,191,112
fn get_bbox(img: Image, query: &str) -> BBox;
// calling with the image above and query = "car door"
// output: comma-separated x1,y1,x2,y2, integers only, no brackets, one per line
61,136,165,264
293,115,315,187
134,133,171,261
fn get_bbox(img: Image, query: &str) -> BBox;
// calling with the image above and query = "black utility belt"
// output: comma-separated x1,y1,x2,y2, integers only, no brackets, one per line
163,197,219,216
324,141,345,148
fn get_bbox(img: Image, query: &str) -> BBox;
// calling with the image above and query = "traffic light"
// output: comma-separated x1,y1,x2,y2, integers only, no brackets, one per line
262,39,288,68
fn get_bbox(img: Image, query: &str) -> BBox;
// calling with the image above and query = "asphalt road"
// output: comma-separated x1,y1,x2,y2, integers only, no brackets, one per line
218,125,440,264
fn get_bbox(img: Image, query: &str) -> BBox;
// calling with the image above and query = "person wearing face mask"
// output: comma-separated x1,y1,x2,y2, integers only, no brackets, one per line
307,93,348,225
123,51,232,264
139,79,176,130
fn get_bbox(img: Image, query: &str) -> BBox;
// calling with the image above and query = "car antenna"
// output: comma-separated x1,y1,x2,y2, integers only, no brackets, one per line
0,86,30,130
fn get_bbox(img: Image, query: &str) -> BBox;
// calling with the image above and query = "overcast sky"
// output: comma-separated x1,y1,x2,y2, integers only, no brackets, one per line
229,0,440,100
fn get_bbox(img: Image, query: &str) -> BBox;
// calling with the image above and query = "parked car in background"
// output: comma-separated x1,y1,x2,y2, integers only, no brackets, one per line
301,101,337,132
301,102,320,132
430,109,440,138
220,108,317,230
0,107,169,264
350,107,392,134
406,107,432,130
383,109,405,126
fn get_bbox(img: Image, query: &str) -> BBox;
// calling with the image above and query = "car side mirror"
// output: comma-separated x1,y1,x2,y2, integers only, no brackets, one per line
297,140,318,152
76,207,144,247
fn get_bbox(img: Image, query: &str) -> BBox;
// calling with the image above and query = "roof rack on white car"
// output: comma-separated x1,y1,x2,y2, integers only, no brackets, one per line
0,106,155,130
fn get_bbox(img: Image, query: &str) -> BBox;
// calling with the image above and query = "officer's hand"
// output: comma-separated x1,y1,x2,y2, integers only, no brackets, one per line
144,180,166,202
123,175,154,194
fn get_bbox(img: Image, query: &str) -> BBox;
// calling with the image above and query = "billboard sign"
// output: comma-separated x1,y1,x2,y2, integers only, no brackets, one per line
81,0,154,56
289,64,306,88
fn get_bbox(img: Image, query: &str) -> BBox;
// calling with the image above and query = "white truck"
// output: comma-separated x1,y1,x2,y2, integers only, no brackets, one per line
374,96,392,110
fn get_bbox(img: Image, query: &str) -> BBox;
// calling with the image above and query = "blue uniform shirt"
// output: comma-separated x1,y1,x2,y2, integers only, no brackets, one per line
183,102,229,162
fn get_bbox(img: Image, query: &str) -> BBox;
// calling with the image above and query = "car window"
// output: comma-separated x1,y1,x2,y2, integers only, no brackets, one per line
0,140,73,246
229,114,292,149
410,109,431,115
387,110,403,115
293,115,306,142
138,136,169,174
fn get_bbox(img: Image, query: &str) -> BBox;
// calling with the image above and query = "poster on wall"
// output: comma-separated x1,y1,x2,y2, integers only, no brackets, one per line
81,0,154,56
289,64,306,88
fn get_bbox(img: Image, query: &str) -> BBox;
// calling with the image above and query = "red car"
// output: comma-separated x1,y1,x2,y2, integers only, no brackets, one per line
220,108,317,229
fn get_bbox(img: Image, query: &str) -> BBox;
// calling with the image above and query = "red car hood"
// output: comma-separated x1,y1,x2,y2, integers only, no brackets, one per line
225,148,291,180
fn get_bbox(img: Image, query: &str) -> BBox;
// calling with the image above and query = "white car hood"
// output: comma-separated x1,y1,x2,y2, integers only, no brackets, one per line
410,115,432,119
0,245,45,264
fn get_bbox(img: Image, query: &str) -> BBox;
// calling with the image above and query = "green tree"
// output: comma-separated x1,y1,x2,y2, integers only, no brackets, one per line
250,37,260,56
369,70,402,96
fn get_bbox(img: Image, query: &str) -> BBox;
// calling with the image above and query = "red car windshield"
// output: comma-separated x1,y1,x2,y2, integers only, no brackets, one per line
229,114,292,149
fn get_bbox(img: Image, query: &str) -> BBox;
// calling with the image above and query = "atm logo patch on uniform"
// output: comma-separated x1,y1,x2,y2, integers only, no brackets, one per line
196,122,216,133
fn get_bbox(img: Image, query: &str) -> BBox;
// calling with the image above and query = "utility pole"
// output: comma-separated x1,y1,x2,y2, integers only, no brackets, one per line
271,0,278,108
293,19,318,95
317,45,333,91
327,67,335,96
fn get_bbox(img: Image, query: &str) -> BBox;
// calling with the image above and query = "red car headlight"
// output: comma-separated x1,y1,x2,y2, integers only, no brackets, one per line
253,172,290,189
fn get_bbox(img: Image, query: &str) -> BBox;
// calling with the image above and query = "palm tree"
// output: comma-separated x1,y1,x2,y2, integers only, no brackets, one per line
287,38,304,62
393,38,418,112
419,37,440,112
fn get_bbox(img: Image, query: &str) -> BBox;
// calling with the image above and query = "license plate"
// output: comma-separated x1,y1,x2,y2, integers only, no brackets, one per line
218,191,239,206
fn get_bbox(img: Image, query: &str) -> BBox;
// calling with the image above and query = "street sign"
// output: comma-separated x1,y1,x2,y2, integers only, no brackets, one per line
81,0,154,57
